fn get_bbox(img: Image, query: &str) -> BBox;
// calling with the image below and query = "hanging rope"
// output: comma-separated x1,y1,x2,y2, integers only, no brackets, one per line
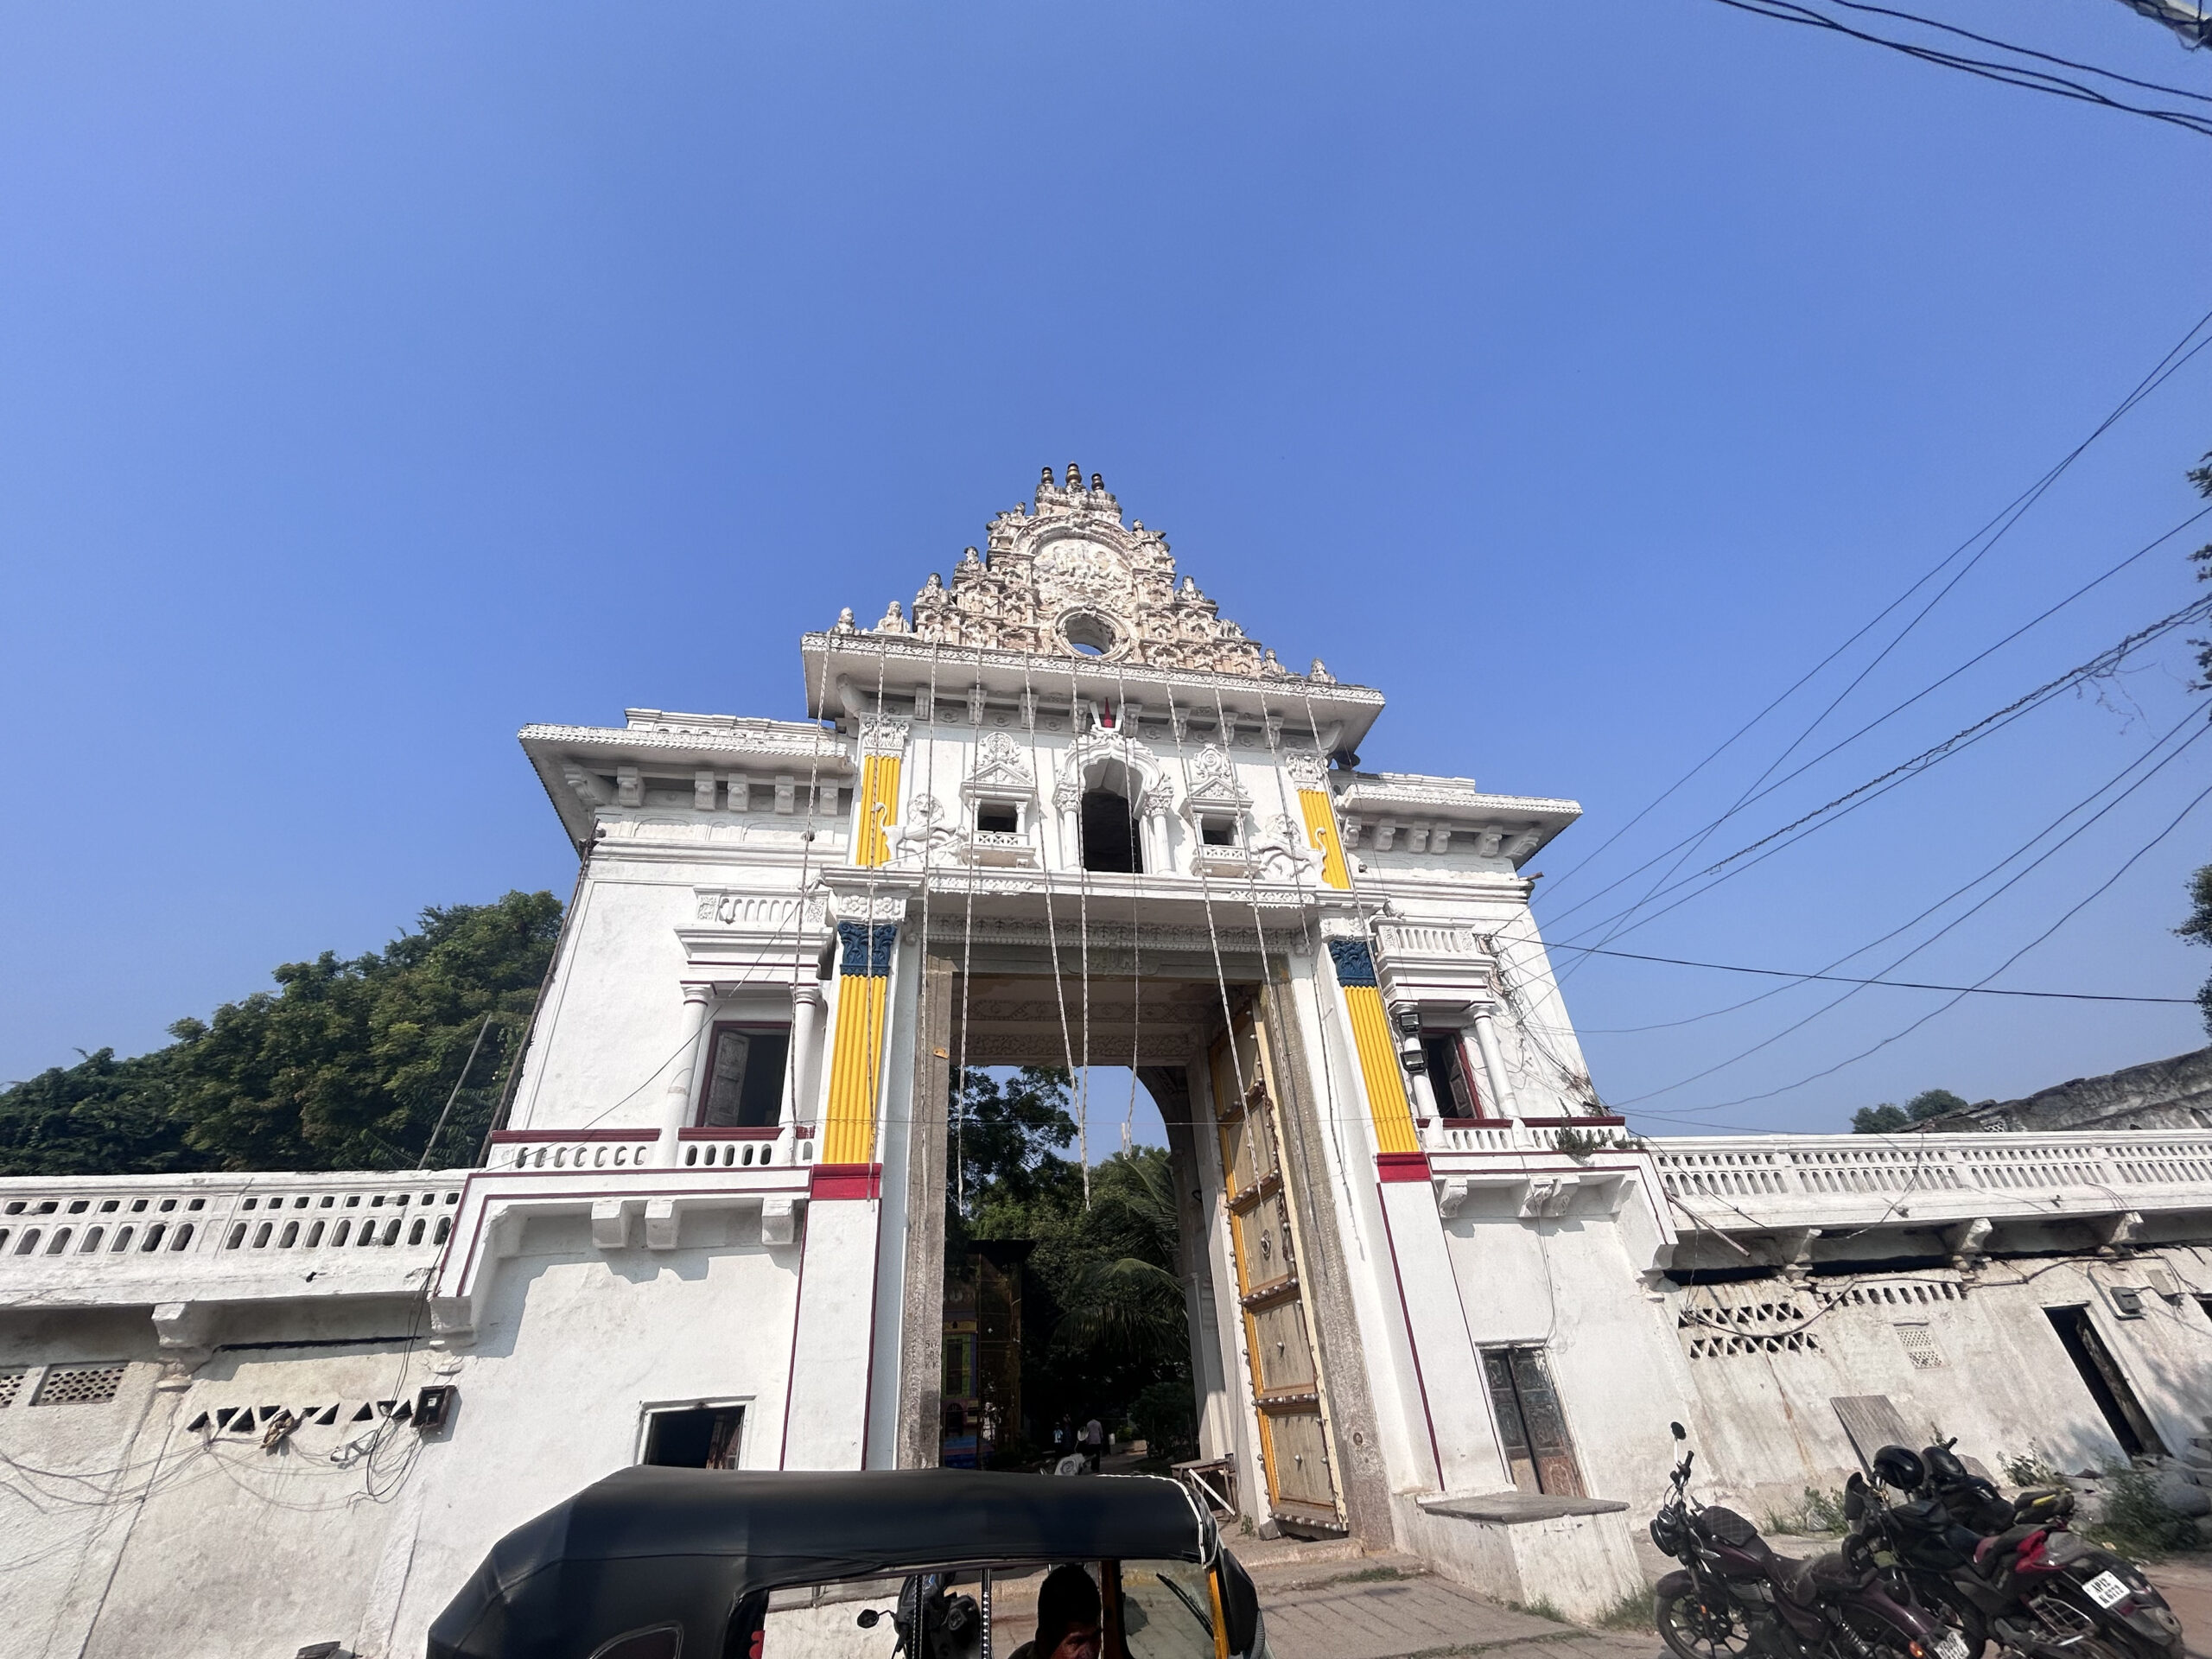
1018,654,1090,1206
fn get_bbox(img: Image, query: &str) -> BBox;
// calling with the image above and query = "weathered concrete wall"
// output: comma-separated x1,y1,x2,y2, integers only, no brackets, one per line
1928,1046,2212,1135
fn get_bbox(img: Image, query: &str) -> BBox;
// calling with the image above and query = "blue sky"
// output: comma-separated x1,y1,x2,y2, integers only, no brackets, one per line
3,2,2209,1141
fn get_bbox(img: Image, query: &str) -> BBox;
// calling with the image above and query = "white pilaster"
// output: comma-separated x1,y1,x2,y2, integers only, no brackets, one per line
655,983,717,1166
1471,1008,1520,1119
788,982,824,1124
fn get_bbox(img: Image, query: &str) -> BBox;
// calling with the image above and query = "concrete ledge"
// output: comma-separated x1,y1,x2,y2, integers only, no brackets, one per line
1391,1490,1645,1624
1419,1491,1628,1523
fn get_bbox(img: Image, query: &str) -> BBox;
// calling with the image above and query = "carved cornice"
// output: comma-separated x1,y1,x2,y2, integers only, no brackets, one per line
857,715,912,759
521,721,852,769
1332,774,1579,819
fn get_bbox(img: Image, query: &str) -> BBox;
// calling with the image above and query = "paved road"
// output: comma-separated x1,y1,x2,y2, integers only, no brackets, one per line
1262,1574,1657,1659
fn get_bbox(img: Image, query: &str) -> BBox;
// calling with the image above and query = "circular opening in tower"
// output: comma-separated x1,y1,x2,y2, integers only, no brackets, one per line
1062,612,1117,657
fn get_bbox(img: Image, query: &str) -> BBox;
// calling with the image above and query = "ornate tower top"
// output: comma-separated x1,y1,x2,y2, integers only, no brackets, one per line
842,463,1319,682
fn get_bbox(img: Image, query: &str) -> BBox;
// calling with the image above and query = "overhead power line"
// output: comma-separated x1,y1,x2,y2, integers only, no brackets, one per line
1706,0,2212,139
1559,699,2212,1035
1542,301,2212,911
1552,593,2212,954
1670,772,2212,1116
1599,710,2212,1107
1547,942,2196,1002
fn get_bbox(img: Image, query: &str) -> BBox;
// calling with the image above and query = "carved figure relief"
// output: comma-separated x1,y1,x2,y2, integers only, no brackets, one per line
1245,815,1323,883
886,795,963,866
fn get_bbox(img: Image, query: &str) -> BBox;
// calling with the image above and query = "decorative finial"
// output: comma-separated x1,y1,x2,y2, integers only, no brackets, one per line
1090,473,1103,492
835,607,855,632
1039,465,1055,490
960,545,981,564
1065,462,1081,488
1309,658,1335,683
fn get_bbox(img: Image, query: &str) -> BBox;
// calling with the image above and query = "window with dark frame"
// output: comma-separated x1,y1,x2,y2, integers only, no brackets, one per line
1200,816,1237,846
975,802,1019,835
642,1404,744,1469
696,1023,791,1129
1421,1033,1480,1118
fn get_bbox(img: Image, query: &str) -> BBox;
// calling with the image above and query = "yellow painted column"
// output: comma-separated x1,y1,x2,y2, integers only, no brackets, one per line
1297,789,1351,889
1325,938,1420,1155
854,753,903,868
820,919,895,1167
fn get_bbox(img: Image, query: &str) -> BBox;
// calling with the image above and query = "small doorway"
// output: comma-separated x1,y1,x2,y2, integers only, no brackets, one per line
1482,1345,1585,1496
642,1402,745,1469
1079,783,1142,874
2044,1306,2166,1456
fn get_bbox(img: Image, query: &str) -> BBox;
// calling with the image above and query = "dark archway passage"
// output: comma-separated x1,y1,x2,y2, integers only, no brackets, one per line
1078,785,1141,873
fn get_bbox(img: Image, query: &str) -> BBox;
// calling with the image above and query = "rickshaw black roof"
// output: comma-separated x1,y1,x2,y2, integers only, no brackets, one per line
428,1467,1219,1659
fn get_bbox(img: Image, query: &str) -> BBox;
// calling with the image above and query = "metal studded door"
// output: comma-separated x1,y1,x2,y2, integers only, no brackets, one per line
1211,1002,1341,1526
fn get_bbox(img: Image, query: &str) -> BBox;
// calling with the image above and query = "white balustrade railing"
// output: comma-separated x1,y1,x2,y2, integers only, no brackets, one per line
679,1128,817,1169
491,1131,659,1172
1647,1129,2212,1223
1426,1121,1535,1154
1374,922,1486,961
0,1170,465,1274
487,1128,819,1172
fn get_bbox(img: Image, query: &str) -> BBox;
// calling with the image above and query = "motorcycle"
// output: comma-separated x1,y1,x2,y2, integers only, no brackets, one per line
1853,1439,2183,1659
1650,1423,1959,1659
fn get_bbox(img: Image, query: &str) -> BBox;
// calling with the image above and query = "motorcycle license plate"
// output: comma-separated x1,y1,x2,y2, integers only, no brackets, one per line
2082,1571,2130,1610
1936,1632,1971,1659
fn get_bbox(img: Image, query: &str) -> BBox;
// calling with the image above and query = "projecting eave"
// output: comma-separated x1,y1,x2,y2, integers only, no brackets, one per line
1331,772,1580,868
518,715,855,854
798,632,1386,755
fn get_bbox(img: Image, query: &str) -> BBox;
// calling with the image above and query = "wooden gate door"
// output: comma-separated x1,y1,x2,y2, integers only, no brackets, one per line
1210,1001,1341,1529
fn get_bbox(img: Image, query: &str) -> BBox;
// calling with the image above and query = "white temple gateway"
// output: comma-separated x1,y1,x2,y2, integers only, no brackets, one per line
6,467,2212,1657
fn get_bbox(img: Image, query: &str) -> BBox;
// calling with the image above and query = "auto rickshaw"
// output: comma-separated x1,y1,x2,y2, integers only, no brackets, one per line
428,1466,1272,1659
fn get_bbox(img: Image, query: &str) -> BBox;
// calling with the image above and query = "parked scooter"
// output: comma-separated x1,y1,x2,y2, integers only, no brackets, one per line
1651,1423,1959,1659
1853,1439,2183,1659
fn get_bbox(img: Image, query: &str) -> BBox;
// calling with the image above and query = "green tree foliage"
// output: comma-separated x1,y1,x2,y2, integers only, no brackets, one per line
947,1065,1197,1464
2176,446,2212,1034
0,892,563,1176
2178,863,2212,1038
1850,1088,1968,1135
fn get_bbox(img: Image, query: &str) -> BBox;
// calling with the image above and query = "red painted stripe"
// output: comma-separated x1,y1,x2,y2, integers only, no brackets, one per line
810,1163,883,1201
1518,1116,1627,1128
678,1127,781,1141
487,1128,657,1143
1375,1152,1433,1183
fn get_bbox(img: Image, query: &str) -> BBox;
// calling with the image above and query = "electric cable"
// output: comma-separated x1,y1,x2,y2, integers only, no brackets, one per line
1542,300,2212,906
1705,0,2212,140
1649,765,2212,1119
1548,940,2198,1001
1548,508,2212,942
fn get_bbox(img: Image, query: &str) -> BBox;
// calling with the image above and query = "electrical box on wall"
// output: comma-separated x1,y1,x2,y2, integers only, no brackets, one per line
415,1384,454,1432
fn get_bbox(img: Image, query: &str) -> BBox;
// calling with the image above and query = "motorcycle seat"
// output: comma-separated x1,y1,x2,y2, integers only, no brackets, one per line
1772,1552,1859,1607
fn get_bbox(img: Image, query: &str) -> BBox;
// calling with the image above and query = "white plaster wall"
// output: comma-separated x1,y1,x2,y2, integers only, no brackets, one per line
1646,1249,2212,1516
378,1213,804,1656
1291,960,1436,1497
0,1218,804,1659
514,869,708,1132
1439,1193,1688,1510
